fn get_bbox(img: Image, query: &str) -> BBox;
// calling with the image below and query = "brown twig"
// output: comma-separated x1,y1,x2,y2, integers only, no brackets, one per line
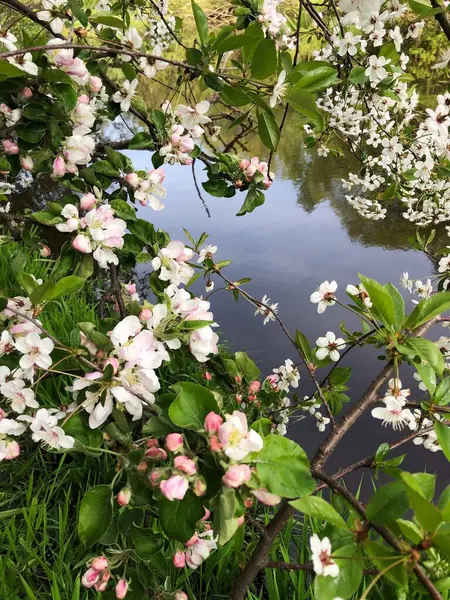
109,263,126,319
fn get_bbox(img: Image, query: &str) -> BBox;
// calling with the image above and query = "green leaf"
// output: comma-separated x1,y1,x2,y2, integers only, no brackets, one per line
131,524,163,558
129,132,154,149
257,110,280,151
236,188,265,216
0,59,26,79
314,545,363,600
348,65,368,84
366,481,408,525
251,38,277,80
415,361,436,395
78,485,112,546
217,33,262,53
254,435,315,498
16,122,46,144
401,472,443,532
435,422,450,462
52,83,78,113
286,87,324,129
235,351,260,382
202,179,229,197
127,219,155,245
364,540,408,588
90,14,125,28
358,275,395,329
220,84,251,107
63,413,102,450
404,338,445,377
432,522,450,557
23,102,50,121
169,382,219,431
294,66,338,92
213,487,240,545
385,283,405,330
33,275,86,305
404,292,450,330
191,0,209,46
290,496,346,528
42,69,75,85
159,491,203,542
396,519,423,544
295,330,313,362
435,378,450,405
110,199,136,221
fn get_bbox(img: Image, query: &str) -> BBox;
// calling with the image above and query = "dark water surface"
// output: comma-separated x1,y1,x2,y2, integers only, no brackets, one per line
123,137,449,485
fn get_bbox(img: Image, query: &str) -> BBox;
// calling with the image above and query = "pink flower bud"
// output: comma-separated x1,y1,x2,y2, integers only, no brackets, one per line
185,533,199,547
235,394,242,403
209,435,222,452
0,408,5,419
204,411,223,434
66,161,78,174
145,446,167,461
104,357,119,374
263,178,272,189
80,192,96,210
235,375,241,383
72,234,92,254
174,455,196,475
182,156,193,166
237,516,245,527
203,372,212,381
222,464,252,488
78,94,90,104
149,468,163,486
91,556,108,572
21,87,33,99
115,579,128,599
125,172,139,188
201,507,211,521
193,477,207,497
137,461,148,472
244,497,253,508
66,57,87,79
165,433,183,452
94,580,109,592
179,135,194,154
239,159,250,169
2,139,19,155
251,488,282,506
53,156,66,177
175,593,188,600
248,380,261,393
39,244,51,258
173,551,186,568
248,394,256,402
125,283,136,295
20,155,34,171
5,440,20,460
117,487,131,506
160,475,189,501
139,308,152,322
89,76,103,93
146,438,159,448
81,568,100,588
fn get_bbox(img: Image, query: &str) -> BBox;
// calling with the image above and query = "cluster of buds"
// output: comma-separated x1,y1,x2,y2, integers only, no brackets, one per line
236,157,275,190
81,556,128,598
147,434,207,500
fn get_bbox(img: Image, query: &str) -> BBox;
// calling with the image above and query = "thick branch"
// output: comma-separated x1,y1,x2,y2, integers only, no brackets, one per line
431,0,450,40
109,264,126,319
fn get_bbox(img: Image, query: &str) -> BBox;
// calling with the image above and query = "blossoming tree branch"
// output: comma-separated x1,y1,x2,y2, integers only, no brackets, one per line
0,0,450,597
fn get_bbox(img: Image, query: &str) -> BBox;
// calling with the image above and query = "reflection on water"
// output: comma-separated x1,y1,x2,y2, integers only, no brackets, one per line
10,113,448,482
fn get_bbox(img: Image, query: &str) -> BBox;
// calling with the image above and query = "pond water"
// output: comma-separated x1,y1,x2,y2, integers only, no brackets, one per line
123,113,448,483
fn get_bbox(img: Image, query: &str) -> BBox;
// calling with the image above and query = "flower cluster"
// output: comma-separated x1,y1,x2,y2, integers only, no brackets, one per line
237,157,275,190
257,0,294,49
159,101,211,165
371,378,414,431
56,203,126,269
125,168,167,210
